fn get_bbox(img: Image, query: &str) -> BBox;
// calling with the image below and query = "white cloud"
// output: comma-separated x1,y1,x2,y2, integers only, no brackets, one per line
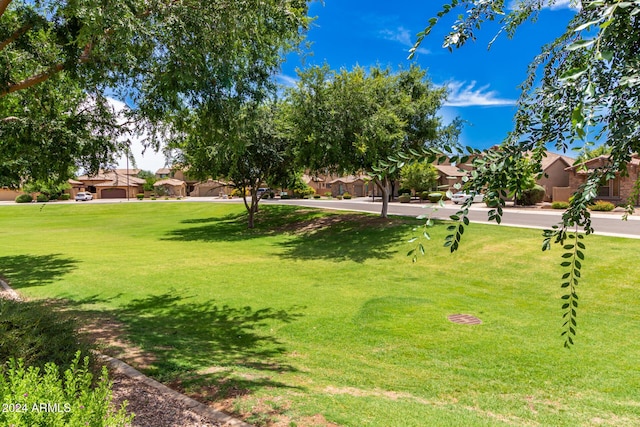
379,26,430,55
443,81,517,107
276,74,299,88
546,0,580,10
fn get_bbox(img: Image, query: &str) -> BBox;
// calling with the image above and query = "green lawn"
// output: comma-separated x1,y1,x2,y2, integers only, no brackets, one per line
1,201,639,426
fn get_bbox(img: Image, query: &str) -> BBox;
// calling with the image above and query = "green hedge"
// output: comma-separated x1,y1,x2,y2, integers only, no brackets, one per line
589,200,615,211
15,194,32,204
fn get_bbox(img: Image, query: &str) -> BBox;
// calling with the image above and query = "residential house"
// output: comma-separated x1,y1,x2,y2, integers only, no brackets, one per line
328,175,369,197
153,178,187,197
155,168,171,179
302,173,328,195
172,169,199,195
190,179,233,197
565,154,640,205
433,164,467,191
75,169,145,199
537,151,575,202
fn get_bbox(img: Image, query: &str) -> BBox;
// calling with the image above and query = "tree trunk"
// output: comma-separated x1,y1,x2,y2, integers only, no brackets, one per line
375,177,390,218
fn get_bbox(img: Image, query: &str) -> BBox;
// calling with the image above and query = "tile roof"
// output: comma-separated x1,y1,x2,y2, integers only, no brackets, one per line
433,164,467,178
154,179,185,186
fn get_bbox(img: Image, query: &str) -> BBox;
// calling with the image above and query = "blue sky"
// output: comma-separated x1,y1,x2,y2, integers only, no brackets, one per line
120,0,577,172
281,0,577,149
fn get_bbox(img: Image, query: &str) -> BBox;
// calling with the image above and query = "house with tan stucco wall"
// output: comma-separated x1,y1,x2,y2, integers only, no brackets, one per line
75,169,145,199
565,154,640,206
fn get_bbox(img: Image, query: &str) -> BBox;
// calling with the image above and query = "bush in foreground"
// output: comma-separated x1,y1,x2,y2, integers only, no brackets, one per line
0,353,132,427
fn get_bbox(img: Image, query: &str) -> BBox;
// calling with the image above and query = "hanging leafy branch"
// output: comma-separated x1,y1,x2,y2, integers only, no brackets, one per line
384,0,640,346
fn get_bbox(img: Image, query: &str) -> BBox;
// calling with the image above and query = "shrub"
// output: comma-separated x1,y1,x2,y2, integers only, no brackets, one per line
15,194,32,204
0,353,133,427
269,192,275,199
280,194,290,199
313,194,321,199
150,196,157,200
398,194,411,203
589,200,615,211
59,194,70,200
0,299,94,372
419,191,429,200
324,192,332,197
428,192,443,203
342,192,352,199
336,195,343,200
36,194,49,203
517,184,545,205
294,185,315,199
551,201,569,209
136,193,144,200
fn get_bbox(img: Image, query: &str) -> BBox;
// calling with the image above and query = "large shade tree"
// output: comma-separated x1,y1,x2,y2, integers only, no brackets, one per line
283,64,460,217
395,0,640,346
0,0,309,186
172,101,296,228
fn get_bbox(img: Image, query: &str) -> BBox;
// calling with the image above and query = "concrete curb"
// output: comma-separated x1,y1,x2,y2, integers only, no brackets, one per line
0,278,252,427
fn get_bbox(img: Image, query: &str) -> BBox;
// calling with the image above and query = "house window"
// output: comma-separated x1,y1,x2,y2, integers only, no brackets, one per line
597,177,620,198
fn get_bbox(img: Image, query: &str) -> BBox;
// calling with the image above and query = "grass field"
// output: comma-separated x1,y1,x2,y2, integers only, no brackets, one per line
0,201,639,426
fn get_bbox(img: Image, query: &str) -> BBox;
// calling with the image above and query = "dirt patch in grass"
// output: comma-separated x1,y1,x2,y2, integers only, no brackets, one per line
78,314,157,370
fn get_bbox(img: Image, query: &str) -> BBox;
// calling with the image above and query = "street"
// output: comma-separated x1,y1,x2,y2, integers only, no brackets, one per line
265,197,640,239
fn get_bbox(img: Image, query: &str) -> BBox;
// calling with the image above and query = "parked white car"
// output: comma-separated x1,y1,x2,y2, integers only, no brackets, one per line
75,192,93,201
450,191,483,204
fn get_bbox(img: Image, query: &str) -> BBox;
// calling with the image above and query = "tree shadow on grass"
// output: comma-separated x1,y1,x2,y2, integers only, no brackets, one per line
277,214,417,263
162,205,333,243
63,292,306,398
0,254,78,289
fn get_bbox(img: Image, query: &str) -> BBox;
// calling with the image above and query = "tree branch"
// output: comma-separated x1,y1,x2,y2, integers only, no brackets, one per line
0,0,12,20
0,43,93,98
0,23,32,52
0,63,65,97
1,116,21,123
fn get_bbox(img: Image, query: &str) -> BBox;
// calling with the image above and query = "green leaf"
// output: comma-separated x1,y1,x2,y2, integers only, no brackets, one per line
566,39,595,51
559,66,587,81
574,20,602,32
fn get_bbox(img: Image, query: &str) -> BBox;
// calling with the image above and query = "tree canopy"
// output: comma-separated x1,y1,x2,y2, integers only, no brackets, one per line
172,101,296,228
402,0,640,347
0,0,310,185
283,64,461,217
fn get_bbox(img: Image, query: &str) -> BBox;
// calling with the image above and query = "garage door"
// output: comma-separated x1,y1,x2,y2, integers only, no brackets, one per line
101,188,126,199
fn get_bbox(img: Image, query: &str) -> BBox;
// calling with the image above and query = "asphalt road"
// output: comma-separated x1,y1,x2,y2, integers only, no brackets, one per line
264,198,640,239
